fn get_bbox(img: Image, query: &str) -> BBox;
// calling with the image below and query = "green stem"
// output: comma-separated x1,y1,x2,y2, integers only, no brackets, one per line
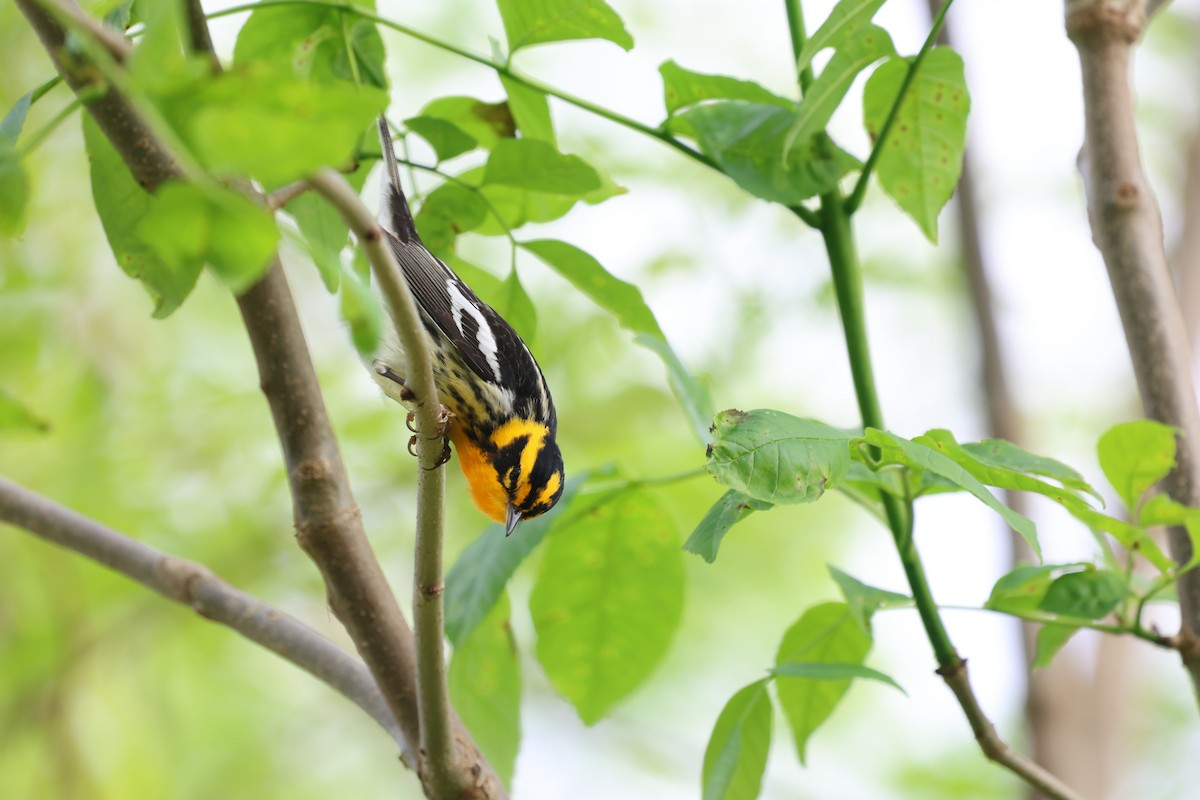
843,0,956,215
16,97,81,156
207,0,716,170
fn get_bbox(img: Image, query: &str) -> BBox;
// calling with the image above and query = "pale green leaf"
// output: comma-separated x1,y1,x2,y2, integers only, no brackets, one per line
701,679,772,800
531,487,684,724
771,661,904,694
483,139,601,194
684,490,773,563
497,0,634,53
1097,420,1178,511
796,0,890,72
1032,624,1078,670
659,60,791,116
827,566,910,630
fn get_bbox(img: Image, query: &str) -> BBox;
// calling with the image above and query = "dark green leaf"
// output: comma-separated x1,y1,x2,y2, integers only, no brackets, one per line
1039,569,1130,620
0,387,48,433
783,24,895,152
0,93,32,145
233,2,388,89
449,594,521,788
659,60,791,116
862,47,969,242
497,0,634,54
701,679,772,800
287,194,347,292
1032,624,1078,670
484,139,601,194
418,96,515,149
531,487,684,724
0,144,29,238
1097,420,1177,511
83,116,200,317
136,181,278,294
404,115,478,162
828,566,910,630
774,602,870,765
684,490,773,563
677,101,861,204
709,409,852,504
500,76,555,143
771,661,904,694
862,428,1039,558
445,474,588,646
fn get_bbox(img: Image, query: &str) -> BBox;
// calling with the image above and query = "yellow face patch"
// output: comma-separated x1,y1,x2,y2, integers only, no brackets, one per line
490,419,550,507
533,470,562,509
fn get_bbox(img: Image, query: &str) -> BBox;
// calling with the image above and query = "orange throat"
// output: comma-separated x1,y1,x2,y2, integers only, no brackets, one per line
448,422,507,523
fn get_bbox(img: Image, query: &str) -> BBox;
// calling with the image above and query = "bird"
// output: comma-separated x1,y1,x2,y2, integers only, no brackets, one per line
371,118,565,535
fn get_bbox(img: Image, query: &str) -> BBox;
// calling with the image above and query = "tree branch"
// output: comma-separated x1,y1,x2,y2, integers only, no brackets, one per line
1067,0,1200,696
307,166,459,798
0,476,411,765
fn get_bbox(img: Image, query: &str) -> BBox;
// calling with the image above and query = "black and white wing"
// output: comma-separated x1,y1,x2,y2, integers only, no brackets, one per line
376,119,549,408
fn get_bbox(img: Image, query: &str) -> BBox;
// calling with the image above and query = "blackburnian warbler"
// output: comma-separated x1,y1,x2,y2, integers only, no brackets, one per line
371,119,565,535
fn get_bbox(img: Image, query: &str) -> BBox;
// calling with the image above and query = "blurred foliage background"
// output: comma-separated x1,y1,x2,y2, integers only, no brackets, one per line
4,1,1200,798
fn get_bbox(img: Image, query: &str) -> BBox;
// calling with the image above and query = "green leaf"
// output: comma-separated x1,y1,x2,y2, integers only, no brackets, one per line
500,76,556,143
339,262,382,355
984,563,1062,615
497,0,634,54
701,680,772,800
0,143,29,238
708,409,852,504
828,566,910,630
1038,569,1130,620
684,490,774,563
783,25,896,153
83,116,200,317
862,428,1039,559
449,594,521,788
530,487,685,724
1,93,33,145
404,116,478,162
445,474,588,646
774,602,870,765
1032,624,1078,670
415,181,490,256
771,661,904,695
136,181,279,294
862,47,969,242
287,194,347,292
495,268,538,345
484,139,601,194
418,96,515,150
0,387,49,433
796,0,890,72
635,333,716,444
522,239,660,335
659,60,792,116
521,239,713,440
960,437,1100,501
233,1,388,89
677,102,861,204
164,66,389,186
1097,420,1177,510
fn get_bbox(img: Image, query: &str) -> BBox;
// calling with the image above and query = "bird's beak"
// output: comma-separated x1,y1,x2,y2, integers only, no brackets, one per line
505,504,522,537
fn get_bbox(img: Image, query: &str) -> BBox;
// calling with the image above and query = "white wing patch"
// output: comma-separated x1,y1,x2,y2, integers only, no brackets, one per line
447,278,502,382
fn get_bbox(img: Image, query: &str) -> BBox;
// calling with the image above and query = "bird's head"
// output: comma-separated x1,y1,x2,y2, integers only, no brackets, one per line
451,418,564,535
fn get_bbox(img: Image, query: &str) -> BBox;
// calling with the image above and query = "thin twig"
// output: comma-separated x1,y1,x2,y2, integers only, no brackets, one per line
1067,0,1200,696
268,179,315,210
0,476,411,763
307,167,464,798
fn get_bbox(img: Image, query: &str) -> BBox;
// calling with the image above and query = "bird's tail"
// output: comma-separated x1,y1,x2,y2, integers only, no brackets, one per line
377,117,420,245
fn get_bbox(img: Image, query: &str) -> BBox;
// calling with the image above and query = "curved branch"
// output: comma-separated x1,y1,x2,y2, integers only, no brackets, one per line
1067,0,1200,695
0,476,410,763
